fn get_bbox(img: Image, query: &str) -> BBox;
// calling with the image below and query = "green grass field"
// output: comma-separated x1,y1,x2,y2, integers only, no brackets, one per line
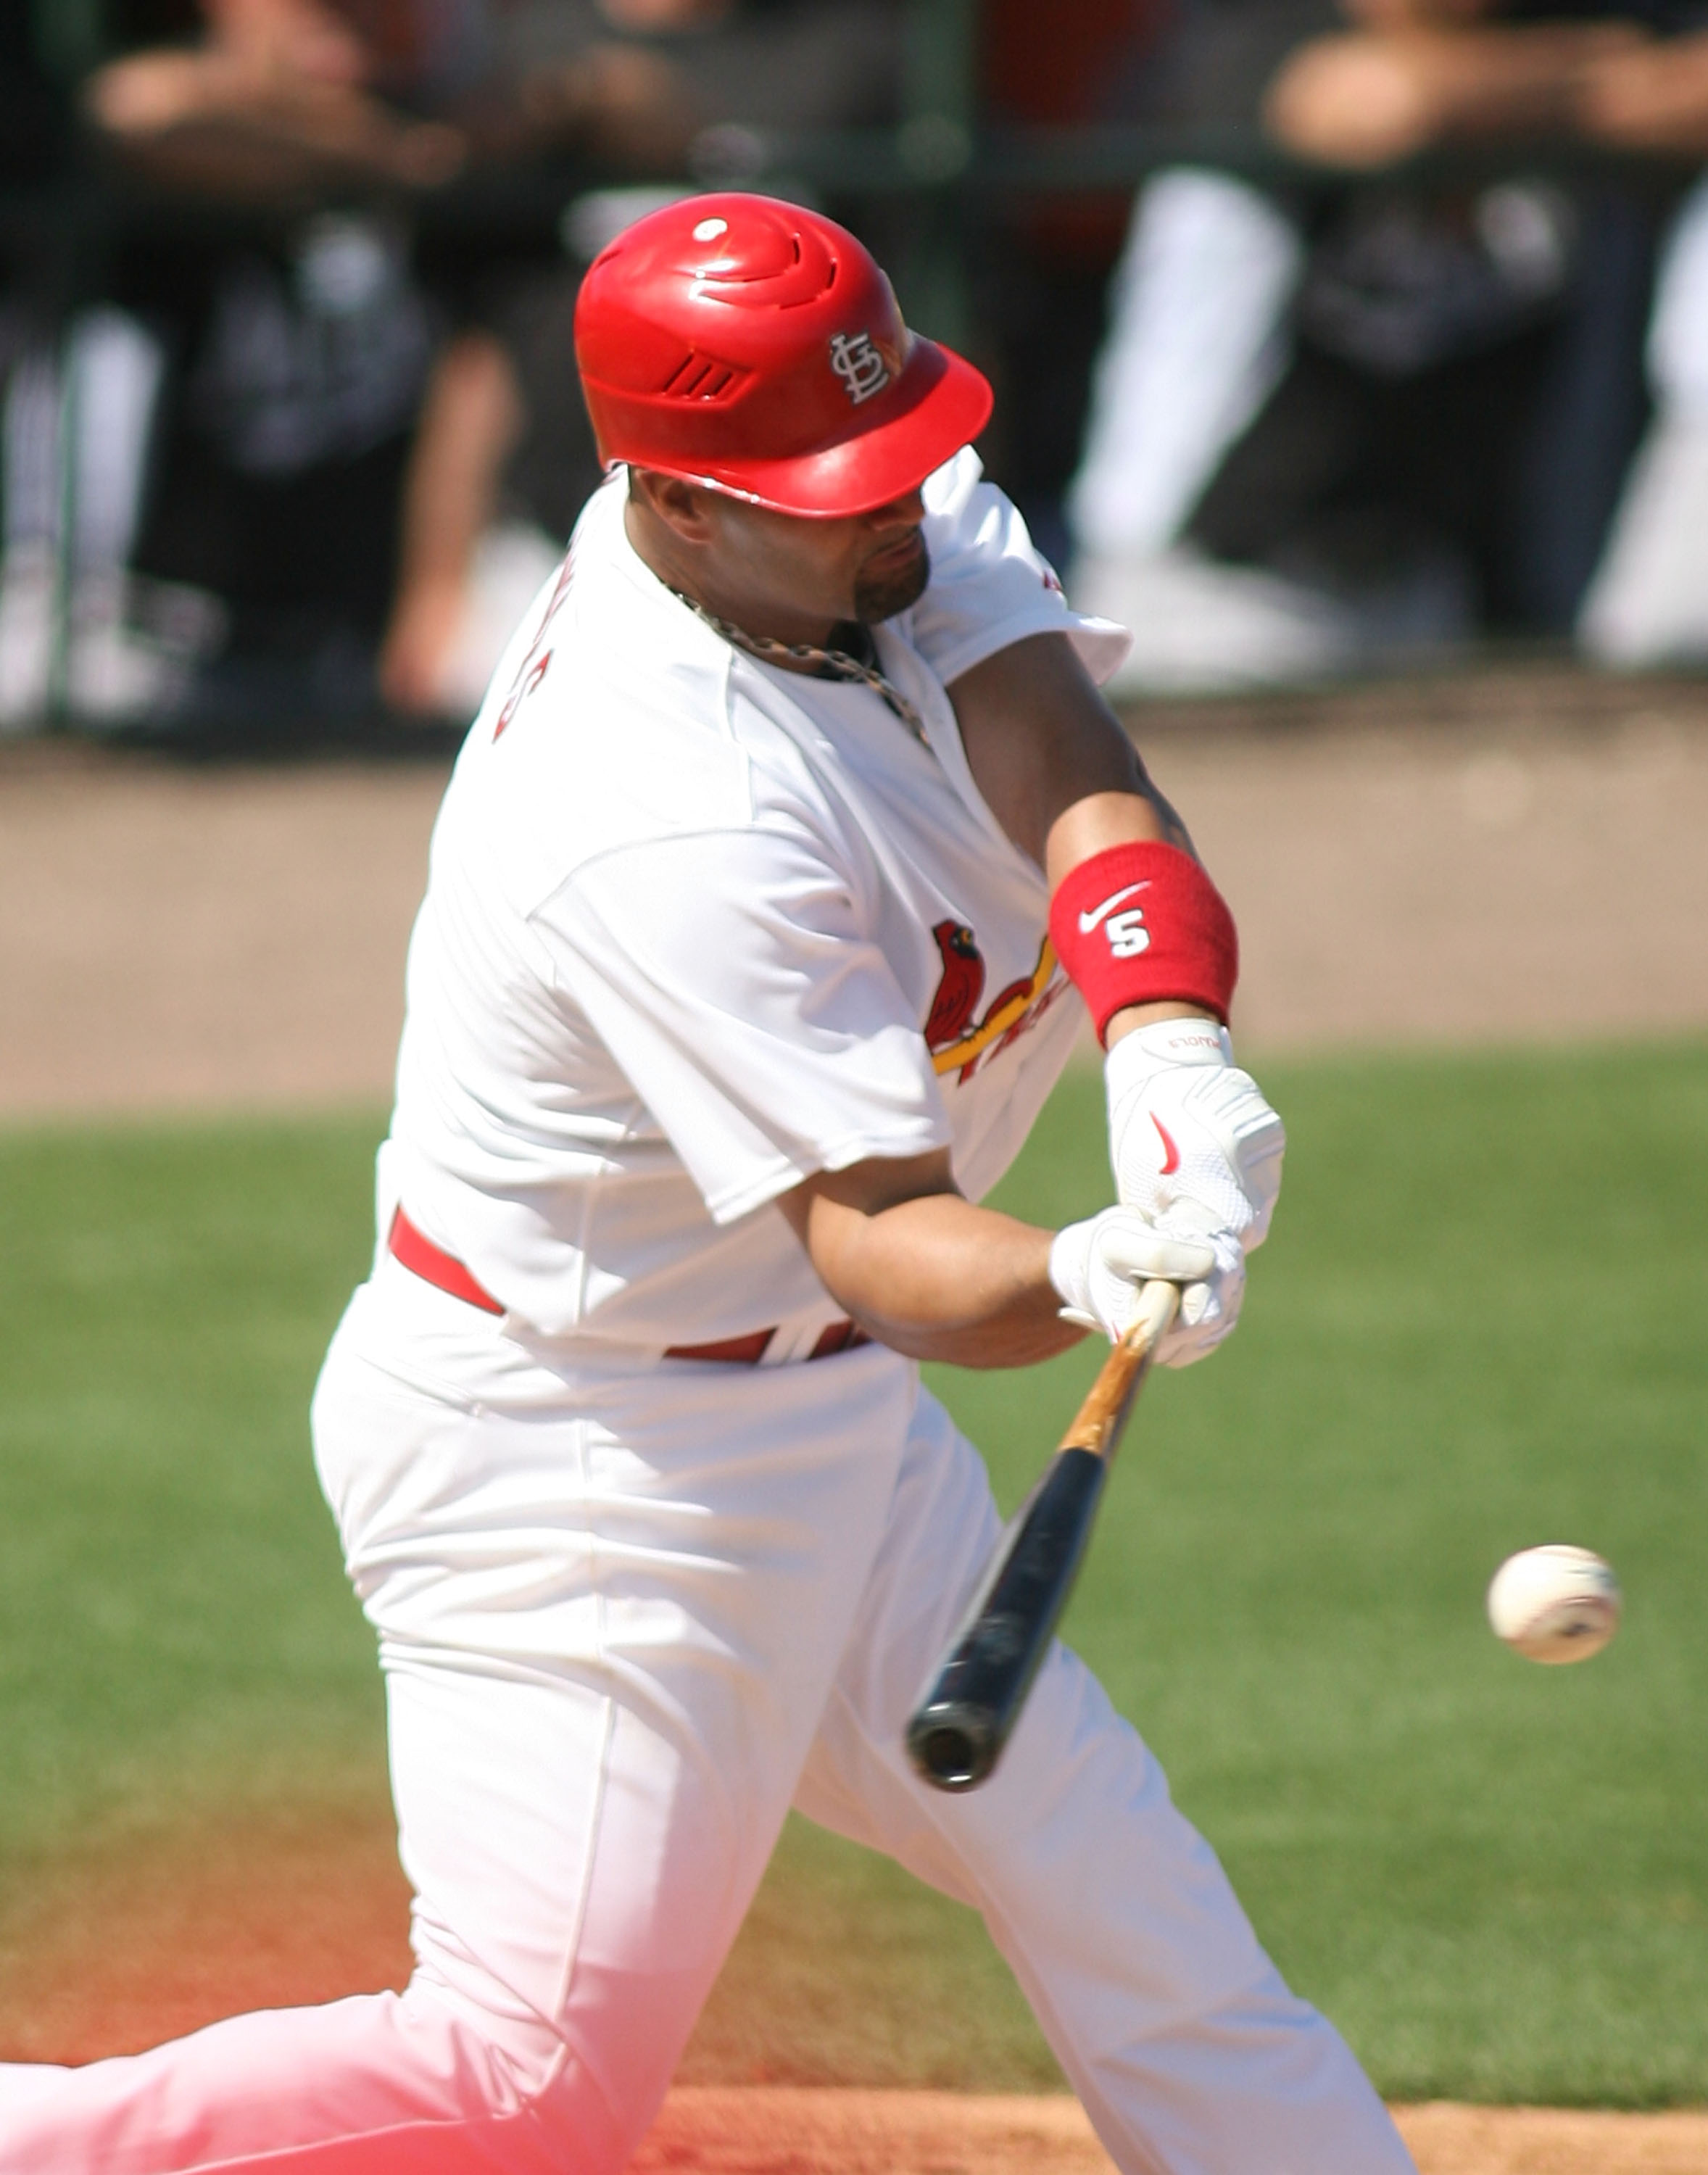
1,1043,1705,2103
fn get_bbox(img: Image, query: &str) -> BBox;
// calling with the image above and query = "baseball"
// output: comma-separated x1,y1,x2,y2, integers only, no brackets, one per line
1486,1544,1621,1664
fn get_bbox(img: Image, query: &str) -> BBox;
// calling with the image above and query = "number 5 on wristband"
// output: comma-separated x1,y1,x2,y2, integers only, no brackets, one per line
1049,842,1238,1043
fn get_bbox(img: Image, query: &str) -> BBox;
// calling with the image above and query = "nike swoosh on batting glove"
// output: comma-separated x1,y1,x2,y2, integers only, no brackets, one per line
1104,1019,1286,1253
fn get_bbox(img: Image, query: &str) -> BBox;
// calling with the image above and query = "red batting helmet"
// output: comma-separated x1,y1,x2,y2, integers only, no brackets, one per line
574,194,992,518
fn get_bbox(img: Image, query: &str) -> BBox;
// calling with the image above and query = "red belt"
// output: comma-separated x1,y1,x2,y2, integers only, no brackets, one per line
386,1208,868,1364
388,1207,502,1313
666,1320,871,1364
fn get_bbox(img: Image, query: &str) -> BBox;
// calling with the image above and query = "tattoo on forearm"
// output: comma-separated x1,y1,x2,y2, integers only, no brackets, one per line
1135,761,1196,857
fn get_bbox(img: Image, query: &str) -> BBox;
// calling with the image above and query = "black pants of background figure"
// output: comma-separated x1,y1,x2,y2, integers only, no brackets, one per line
1190,191,1657,634
973,218,1125,576
115,212,434,691
1188,331,1558,630
136,426,411,651
463,262,602,544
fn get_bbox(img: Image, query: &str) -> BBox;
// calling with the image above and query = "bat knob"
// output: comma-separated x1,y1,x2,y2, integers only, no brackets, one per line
905,1698,1001,1791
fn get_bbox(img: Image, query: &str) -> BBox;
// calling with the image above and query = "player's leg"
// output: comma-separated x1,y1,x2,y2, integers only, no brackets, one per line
0,1275,916,2174
0,1642,744,2175
1579,175,1708,663
793,1383,1417,2175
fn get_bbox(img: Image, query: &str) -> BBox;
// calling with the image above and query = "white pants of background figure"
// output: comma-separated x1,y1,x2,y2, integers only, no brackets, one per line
1064,169,1375,693
1579,174,1708,663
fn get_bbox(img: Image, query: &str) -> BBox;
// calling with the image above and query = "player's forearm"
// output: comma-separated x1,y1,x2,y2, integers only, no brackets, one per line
1266,23,1641,168
1578,32,1708,150
396,334,525,591
950,634,1210,1037
950,633,1192,868
88,58,465,190
380,334,523,708
782,1179,1082,1368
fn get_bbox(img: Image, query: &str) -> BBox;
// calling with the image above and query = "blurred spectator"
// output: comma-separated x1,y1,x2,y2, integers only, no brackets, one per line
1575,44,1708,660
0,13,117,730
1261,0,1708,666
1577,175,1708,660
975,0,1167,572
1067,0,1664,692
0,8,67,188
0,0,476,730
87,0,468,195
62,0,902,728
381,0,905,717
0,302,202,729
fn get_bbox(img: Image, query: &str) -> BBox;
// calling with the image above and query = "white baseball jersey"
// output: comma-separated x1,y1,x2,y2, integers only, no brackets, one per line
379,450,1129,1351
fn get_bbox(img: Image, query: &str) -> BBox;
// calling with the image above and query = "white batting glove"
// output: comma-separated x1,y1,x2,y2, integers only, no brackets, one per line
1048,1209,1218,1367
1106,1019,1285,1240
1100,1018,1287,1364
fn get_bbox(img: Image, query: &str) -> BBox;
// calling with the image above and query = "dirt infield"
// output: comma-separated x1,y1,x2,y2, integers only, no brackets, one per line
636,2090,1708,2174
0,740,444,1118
1,662,1707,1120
7,1817,1705,2173
0,1813,415,2068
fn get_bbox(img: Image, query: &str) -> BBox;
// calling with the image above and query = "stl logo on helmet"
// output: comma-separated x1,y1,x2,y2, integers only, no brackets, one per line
828,330,893,406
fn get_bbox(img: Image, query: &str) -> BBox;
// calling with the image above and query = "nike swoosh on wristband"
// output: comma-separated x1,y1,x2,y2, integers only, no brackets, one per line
1152,1114,1180,1175
1077,880,1151,935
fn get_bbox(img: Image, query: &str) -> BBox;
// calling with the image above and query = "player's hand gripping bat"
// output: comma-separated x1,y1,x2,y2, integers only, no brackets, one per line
904,1279,1182,1792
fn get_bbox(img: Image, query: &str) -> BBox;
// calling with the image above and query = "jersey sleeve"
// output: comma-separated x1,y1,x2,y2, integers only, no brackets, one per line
531,824,950,1225
907,447,1134,688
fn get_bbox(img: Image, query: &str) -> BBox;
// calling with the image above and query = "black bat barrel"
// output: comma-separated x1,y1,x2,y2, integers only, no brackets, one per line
905,1446,1108,1791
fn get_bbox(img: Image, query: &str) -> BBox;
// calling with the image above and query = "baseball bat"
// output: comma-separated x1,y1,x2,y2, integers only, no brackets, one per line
904,1280,1182,1794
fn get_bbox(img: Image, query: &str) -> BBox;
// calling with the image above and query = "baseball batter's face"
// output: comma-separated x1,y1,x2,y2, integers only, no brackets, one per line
626,470,931,648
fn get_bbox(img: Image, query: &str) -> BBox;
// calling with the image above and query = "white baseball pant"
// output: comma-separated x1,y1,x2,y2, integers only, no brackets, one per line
0,1255,1415,2174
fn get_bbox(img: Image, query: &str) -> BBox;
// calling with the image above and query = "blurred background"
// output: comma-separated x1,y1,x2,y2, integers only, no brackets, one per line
6,0,1708,734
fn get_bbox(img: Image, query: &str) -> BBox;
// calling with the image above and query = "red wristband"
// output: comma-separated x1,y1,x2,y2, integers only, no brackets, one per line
1048,842,1238,1042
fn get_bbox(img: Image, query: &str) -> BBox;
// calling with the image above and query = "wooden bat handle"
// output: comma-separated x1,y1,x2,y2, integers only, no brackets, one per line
1059,1280,1181,1459
903,1277,1185,1793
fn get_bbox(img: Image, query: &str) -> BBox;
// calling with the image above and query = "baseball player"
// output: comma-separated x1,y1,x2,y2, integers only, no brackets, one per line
0,196,1416,2174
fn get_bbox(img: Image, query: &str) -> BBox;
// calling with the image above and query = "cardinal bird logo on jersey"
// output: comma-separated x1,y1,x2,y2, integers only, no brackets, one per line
924,922,985,1046
924,919,1069,1083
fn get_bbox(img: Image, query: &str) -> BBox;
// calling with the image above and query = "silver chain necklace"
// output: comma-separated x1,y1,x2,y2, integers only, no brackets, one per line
669,588,927,743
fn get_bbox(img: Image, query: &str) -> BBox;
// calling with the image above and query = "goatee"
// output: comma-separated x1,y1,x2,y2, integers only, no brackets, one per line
854,533,931,624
